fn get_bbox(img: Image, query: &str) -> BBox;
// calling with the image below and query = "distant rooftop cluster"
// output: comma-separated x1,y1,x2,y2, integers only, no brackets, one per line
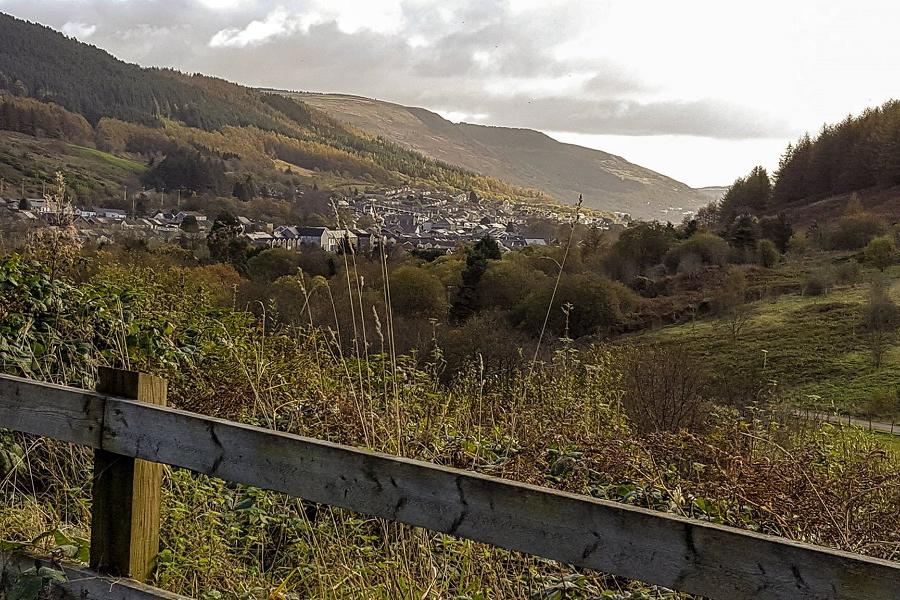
0,185,628,254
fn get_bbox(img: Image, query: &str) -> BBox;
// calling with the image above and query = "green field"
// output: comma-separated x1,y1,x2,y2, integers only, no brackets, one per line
635,261,900,416
68,144,148,174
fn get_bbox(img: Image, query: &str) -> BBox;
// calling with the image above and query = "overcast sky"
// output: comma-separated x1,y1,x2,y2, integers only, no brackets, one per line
2,0,899,187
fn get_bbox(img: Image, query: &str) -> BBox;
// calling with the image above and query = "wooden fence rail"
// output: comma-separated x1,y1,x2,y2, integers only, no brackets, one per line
1,371,900,600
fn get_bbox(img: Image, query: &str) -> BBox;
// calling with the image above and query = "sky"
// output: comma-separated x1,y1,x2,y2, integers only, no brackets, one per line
2,0,900,187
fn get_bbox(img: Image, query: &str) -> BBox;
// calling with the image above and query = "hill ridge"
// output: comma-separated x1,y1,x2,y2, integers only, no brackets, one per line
287,91,710,219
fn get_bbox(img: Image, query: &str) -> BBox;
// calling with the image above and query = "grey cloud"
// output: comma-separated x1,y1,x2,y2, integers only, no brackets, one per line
0,0,794,139
419,94,794,138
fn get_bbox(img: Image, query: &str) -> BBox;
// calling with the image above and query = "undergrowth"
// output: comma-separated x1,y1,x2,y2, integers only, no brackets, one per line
1,254,899,599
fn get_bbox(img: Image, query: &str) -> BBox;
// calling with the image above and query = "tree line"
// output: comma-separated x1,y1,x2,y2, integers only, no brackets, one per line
719,99,900,217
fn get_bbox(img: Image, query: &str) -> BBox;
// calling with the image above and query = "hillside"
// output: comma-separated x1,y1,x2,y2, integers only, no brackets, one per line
694,185,728,204
637,256,900,415
0,13,548,205
0,131,144,202
283,93,711,220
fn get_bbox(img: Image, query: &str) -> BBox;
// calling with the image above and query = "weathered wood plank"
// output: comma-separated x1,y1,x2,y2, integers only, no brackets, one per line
90,369,167,582
101,398,900,600
1,552,190,600
0,374,104,447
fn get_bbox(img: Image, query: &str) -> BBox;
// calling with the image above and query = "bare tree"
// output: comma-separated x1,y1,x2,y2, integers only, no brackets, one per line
714,268,752,343
620,344,708,434
863,274,899,368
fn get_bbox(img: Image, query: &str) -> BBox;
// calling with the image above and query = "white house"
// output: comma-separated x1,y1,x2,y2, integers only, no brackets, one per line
96,208,127,220
324,229,358,253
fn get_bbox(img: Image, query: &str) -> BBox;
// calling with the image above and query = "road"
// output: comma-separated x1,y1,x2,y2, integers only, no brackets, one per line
798,409,899,437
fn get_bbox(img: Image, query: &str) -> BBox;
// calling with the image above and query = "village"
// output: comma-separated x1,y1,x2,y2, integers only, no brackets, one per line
0,185,629,254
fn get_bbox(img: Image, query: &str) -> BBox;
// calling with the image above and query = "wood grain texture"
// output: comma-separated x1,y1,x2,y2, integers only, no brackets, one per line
90,368,167,582
0,374,104,447
1,552,188,600
101,398,900,600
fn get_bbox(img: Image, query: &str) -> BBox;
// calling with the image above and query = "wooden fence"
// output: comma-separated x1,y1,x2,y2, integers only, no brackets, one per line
1,369,899,599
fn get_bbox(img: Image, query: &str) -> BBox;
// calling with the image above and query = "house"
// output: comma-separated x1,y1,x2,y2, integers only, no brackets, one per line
324,229,358,253
244,231,274,247
272,226,302,250
352,229,372,252
96,208,127,220
174,211,207,223
524,238,548,246
76,207,97,218
22,198,49,213
296,226,329,248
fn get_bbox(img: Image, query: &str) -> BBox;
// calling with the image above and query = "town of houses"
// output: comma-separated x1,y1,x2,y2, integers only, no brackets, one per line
0,185,628,254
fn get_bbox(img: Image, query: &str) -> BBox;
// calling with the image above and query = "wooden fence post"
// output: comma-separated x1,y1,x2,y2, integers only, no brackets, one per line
90,367,167,581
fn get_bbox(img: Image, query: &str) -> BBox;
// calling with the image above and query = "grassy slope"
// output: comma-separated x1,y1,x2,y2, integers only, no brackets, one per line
0,131,144,200
635,259,900,415
68,145,146,174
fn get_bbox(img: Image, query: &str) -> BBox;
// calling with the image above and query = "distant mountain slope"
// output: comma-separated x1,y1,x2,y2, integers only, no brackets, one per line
0,12,548,204
695,186,728,204
288,93,710,219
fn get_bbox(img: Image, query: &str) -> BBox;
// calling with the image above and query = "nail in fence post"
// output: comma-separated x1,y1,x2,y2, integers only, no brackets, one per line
90,367,167,582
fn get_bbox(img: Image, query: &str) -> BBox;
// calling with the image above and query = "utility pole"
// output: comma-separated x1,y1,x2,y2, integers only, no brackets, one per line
21,181,25,199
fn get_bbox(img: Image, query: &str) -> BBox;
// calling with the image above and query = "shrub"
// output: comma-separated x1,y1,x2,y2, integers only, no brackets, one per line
246,248,300,282
759,212,793,253
619,344,708,434
438,311,534,380
788,232,809,255
864,235,896,271
863,275,898,367
757,239,779,268
606,222,674,280
865,274,899,330
676,252,703,275
824,213,884,250
192,263,242,305
802,268,833,296
296,244,336,278
513,273,638,338
663,233,729,273
390,265,448,318
477,256,546,311
831,259,862,284
705,362,776,410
